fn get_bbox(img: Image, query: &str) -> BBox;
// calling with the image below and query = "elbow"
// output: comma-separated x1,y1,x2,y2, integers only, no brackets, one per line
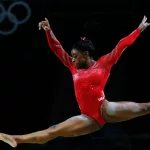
118,38,134,47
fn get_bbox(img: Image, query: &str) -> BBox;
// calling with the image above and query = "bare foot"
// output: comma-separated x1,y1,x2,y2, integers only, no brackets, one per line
0,133,17,147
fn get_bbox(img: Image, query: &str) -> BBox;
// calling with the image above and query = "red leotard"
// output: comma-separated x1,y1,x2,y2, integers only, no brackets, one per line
45,27,141,125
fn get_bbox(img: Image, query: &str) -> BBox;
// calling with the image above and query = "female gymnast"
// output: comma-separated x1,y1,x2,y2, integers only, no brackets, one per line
0,15,150,148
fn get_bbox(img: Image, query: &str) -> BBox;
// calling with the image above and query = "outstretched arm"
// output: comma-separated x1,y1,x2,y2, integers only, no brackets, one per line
99,16,150,67
39,18,73,70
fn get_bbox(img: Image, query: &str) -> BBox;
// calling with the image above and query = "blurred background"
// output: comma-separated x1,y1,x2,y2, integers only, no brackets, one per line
0,0,150,150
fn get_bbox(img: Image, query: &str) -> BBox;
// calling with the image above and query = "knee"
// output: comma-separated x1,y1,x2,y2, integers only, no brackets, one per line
134,103,148,113
105,102,118,116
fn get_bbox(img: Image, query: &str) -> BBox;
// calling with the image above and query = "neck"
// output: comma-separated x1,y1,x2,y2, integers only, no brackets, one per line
85,58,95,69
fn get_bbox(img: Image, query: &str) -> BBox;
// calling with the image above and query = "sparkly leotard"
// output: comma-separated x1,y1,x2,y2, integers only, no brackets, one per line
45,27,141,125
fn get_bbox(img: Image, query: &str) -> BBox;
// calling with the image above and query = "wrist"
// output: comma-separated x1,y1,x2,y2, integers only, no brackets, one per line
44,26,50,31
138,24,146,32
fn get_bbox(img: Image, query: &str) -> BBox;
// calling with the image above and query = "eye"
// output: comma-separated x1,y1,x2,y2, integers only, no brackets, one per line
72,55,77,59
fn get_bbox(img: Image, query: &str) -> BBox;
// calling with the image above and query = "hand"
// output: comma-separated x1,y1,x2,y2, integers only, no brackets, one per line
138,15,150,31
0,133,17,148
38,18,50,31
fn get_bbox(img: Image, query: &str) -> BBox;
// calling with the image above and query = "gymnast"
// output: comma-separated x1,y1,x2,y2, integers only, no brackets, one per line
0,15,149,148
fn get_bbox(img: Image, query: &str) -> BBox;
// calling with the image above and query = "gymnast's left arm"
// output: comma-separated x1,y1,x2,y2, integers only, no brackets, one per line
98,15,150,67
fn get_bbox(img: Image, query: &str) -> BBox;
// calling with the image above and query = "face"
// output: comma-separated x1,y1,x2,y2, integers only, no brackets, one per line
71,49,88,69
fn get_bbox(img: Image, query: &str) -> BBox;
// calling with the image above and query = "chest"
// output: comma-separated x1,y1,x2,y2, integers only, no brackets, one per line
72,68,106,85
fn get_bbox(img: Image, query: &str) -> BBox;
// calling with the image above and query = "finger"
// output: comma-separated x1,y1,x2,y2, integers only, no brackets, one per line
143,15,147,22
45,18,48,22
39,21,46,27
38,22,41,27
145,16,147,22
38,23,42,30
40,21,46,24
144,22,150,27
39,22,44,28
147,23,150,26
43,26,50,31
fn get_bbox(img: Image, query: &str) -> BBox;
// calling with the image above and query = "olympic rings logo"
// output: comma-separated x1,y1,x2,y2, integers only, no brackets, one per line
0,1,31,35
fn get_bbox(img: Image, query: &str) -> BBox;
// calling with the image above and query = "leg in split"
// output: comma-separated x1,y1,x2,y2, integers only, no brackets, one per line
101,100,150,122
0,115,101,147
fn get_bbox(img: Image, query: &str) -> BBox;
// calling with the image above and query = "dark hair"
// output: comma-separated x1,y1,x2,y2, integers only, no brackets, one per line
72,38,95,57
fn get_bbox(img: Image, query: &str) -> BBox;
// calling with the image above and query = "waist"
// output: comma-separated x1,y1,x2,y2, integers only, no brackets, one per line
75,90,105,103
76,88,104,96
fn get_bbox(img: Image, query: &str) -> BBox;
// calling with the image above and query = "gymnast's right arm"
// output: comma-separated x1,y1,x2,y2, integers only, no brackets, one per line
39,18,73,70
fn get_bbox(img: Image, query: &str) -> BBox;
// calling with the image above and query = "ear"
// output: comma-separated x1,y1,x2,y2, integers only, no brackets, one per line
83,51,89,58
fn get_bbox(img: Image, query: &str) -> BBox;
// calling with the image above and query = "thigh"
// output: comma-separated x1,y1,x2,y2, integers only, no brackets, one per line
51,115,101,137
101,100,142,122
